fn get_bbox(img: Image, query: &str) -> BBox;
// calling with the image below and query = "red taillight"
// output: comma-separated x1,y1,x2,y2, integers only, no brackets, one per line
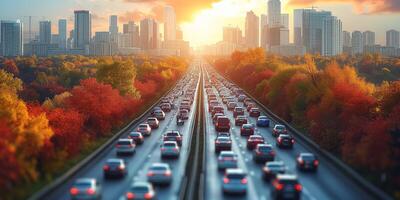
241,178,248,184
147,172,154,176
161,148,166,151
126,192,135,199
298,158,304,165
116,144,121,148
103,165,110,171
277,138,282,143
314,160,319,166
70,187,79,195
295,184,302,191
270,151,276,156
144,192,153,199
263,167,270,173
173,148,179,152
256,150,262,155
275,183,284,190
165,171,172,176
292,139,295,144
215,140,220,144
118,165,125,171
223,177,230,184
86,188,95,195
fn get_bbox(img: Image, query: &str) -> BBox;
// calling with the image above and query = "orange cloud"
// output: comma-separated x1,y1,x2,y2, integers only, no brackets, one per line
288,0,400,13
123,0,221,22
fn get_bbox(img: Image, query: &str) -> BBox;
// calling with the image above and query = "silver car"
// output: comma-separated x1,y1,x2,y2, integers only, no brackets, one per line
222,168,247,194
116,139,135,155
125,181,155,200
146,163,172,185
160,141,180,158
70,178,102,200
153,110,166,120
147,117,159,129
137,124,152,136
217,151,238,170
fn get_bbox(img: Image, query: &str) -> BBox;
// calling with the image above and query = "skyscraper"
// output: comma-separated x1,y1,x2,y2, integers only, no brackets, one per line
39,21,51,44
343,31,351,47
351,31,363,54
1,20,23,56
280,14,289,29
109,15,118,34
302,9,332,54
293,9,304,45
58,19,67,49
223,26,242,45
322,16,342,56
268,0,281,28
74,10,91,50
140,18,159,50
91,32,112,56
386,29,399,48
245,11,259,48
164,5,176,41
280,14,289,45
362,31,375,47
260,14,269,49
121,21,140,48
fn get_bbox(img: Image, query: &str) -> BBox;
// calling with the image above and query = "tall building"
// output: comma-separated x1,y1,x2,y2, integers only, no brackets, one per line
245,11,259,48
268,0,281,28
302,9,332,54
90,32,112,56
280,14,289,45
74,10,92,50
39,21,51,44
363,31,375,47
223,27,242,45
293,9,304,45
1,20,23,56
121,21,140,47
322,16,342,56
351,31,363,54
280,14,289,29
386,29,399,48
109,15,118,34
164,5,176,41
343,31,351,47
260,14,269,49
58,19,67,49
140,18,159,50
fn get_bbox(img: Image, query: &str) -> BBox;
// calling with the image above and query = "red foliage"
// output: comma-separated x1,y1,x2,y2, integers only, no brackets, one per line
134,80,158,100
2,59,19,75
0,120,20,190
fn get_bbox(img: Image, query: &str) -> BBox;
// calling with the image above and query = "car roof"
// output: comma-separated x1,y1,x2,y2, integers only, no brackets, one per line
226,168,245,175
106,158,123,164
276,174,298,181
75,178,96,185
150,163,170,168
300,152,315,157
249,135,263,138
131,181,151,188
220,151,235,156
266,161,285,167
163,141,178,145
118,138,133,142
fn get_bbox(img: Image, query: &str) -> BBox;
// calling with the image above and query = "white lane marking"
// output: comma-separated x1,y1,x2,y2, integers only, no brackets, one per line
303,187,318,200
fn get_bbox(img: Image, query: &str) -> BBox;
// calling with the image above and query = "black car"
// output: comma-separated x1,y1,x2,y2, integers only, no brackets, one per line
253,144,275,162
271,174,302,200
103,158,127,179
262,161,286,181
276,134,295,149
297,153,319,172
215,136,232,153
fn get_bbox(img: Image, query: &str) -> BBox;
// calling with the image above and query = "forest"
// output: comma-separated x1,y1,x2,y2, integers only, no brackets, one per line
0,55,188,199
213,48,400,197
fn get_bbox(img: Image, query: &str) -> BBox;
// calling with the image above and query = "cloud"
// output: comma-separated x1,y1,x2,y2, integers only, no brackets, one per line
287,0,400,14
122,0,222,22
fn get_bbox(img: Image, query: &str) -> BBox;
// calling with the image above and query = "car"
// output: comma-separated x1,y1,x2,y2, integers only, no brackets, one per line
116,139,136,156
208,100,219,112
160,103,171,112
125,181,155,200
70,178,101,200
217,151,238,170
262,161,286,181
178,109,189,120
296,153,319,172
222,168,247,195
227,102,238,111
216,132,231,138
153,110,166,120
128,132,144,145
160,141,180,158
271,174,302,200
272,124,288,137
147,117,159,129
146,163,172,185
103,158,127,179
240,124,255,136
246,135,265,150
249,108,261,117
256,116,270,127
151,107,162,116
216,116,231,132
246,103,255,112
212,106,224,116
276,134,295,149
163,130,183,146
215,136,232,153
137,124,152,136
235,115,248,126
180,101,191,111
213,113,225,124
238,95,247,102
233,107,245,118
253,144,275,162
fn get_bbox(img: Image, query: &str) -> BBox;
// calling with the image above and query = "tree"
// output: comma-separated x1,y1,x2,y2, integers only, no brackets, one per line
0,69,23,93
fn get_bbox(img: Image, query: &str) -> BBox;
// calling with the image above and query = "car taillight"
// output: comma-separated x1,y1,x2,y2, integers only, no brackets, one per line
241,178,248,184
70,187,79,195
298,158,304,165
275,183,284,190
147,172,154,176
223,177,230,184
270,151,276,156
263,167,270,173
86,188,95,195
215,140,220,144
103,165,110,171
144,192,153,199
291,139,295,144
165,171,171,176
161,148,166,151
173,148,179,152
256,150,262,155
295,184,302,191
126,192,135,199
116,144,121,148
277,138,282,143
118,165,125,171
314,160,319,166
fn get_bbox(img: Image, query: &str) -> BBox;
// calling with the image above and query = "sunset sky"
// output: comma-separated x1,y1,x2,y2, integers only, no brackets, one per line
0,0,399,47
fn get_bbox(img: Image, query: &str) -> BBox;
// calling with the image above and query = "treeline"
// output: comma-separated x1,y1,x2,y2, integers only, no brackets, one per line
0,55,188,199
213,48,400,197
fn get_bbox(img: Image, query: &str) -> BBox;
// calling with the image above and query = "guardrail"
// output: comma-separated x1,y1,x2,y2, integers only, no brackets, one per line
217,71,392,200
29,80,181,200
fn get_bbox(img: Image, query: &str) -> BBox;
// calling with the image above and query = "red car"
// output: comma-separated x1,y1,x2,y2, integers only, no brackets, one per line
272,124,288,137
235,115,248,126
163,131,183,146
216,116,230,132
233,107,245,118
246,135,264,150
212,106,224,116
249,108,260,117
240,124,255,136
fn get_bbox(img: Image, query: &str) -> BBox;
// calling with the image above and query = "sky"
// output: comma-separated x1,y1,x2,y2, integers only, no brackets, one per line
0,0,399,47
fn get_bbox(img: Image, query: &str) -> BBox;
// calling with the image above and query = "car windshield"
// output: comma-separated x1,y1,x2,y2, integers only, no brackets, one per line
217,137,230,142
259,116,267,120
150,166,167,171
218,118,229,123
164,142,176,147
139,125,148,128
250,136,262,140
302,154,316,160
148,119,156,122
276,125,285,130
267,163,284,169
131,186,149,192
259,146,272,152
226,173,245,179
75,182,92,188
118,140,132,145
243,125,253,129
166,132,180,136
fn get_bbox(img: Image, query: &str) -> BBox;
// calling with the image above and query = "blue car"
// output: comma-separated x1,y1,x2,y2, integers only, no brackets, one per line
257,116,270,127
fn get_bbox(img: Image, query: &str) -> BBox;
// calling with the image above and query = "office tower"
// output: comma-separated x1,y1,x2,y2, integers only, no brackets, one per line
90,32,112,56
1,20,23,56
122,21,140,47
280,14,289,29
74,10,92,49
363,31,375,47
245,11,259,48
164,5,176,41
302,9,332,54
268,0,281,28
351,31,363,54
58,19,67,49
39,21,51,44
223,27,242,45
280,14,289,45
386,29,399,48
322,16,342,56
176,27,183,40
294,9,304,45
260,14,269,49
140,18,159,50
109,15,118,34
343,31,351,47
